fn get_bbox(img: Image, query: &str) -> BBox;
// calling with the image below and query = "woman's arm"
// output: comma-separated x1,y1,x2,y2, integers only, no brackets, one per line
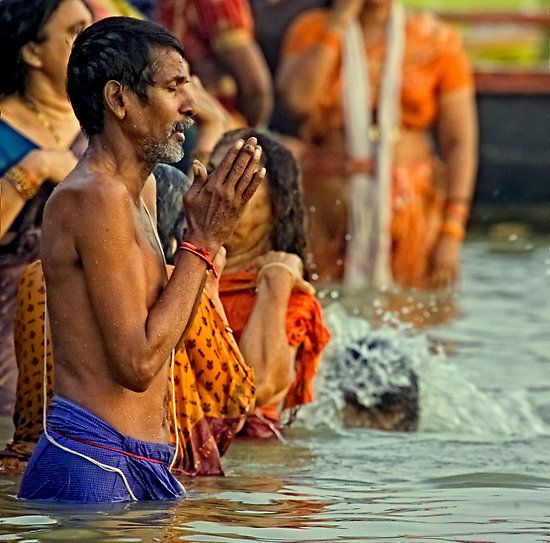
237,252,314,407
430,87,478,289
277,0,364,117
0,149,78,239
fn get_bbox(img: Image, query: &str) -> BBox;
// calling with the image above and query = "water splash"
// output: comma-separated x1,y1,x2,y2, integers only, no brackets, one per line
293,303,548,437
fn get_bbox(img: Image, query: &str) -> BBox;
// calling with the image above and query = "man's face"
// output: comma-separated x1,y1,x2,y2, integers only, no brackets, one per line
136,50,195,164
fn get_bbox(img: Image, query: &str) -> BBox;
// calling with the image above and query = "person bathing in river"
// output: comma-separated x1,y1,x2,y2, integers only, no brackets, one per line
208,128,331,439
277,0,478,288
18,16,265,503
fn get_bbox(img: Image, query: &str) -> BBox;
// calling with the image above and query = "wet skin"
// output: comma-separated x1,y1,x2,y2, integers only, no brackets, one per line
41,47,264,444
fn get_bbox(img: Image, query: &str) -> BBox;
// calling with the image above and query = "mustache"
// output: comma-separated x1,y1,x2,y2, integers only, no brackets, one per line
172,116,194,134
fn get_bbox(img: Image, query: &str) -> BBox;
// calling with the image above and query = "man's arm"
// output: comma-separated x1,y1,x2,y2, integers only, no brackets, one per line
58,138,264,393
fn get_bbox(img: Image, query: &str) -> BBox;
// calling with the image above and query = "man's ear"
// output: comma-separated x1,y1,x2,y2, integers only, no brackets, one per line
103,80,126,120
20,42,43,69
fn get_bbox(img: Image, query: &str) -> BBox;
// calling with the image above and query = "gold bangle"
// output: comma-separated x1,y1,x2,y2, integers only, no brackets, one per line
4,166,40,200
444,202,469,223
256,262,296,285
440,221,465,241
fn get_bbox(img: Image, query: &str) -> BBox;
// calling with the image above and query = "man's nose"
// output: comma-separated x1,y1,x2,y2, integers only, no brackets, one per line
180,90,196,117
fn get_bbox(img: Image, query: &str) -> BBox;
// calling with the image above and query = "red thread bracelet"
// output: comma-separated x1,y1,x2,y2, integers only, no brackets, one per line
179,241,219,279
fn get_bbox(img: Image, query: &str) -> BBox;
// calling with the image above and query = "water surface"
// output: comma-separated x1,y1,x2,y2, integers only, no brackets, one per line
1,240,549,542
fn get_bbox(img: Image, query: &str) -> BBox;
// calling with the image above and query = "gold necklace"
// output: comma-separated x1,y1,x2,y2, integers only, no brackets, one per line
22,96,64,149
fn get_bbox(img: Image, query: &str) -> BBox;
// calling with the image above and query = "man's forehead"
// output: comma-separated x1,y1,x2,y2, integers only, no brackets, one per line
151,48,189,79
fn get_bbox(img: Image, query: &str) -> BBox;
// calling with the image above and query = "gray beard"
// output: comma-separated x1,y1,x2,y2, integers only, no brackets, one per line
140,135,184,164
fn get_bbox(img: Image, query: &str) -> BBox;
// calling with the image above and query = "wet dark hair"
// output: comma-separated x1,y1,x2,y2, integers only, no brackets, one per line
211,128,307,263
0,0,91,97
154,163,191,265
67,16,185,137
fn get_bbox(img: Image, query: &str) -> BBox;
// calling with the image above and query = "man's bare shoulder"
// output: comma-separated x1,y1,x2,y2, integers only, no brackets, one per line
44,169,132,233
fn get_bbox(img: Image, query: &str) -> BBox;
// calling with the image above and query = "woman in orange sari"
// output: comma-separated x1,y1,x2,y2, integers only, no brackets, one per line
208,128,331,439
277,0,478,289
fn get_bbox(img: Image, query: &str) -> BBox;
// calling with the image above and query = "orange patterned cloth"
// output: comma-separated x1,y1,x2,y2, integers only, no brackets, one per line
219,271,331,436
169,293,254,475
0,261,254,476
281,10,473,287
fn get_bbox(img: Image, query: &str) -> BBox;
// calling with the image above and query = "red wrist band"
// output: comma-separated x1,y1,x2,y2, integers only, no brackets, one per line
179,241,219,279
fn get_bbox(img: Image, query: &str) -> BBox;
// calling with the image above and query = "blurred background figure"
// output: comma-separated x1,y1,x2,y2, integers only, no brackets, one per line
277,0,478,289
156,0,274,128
0,0,93,416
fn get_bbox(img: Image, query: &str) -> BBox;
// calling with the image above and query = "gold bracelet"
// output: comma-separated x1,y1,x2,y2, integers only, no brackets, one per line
444,202,469,223
440,220,465,242
4,166,40,200
256,262,296,285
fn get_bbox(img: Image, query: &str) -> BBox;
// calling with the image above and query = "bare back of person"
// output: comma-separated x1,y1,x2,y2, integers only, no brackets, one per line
42,160,171,443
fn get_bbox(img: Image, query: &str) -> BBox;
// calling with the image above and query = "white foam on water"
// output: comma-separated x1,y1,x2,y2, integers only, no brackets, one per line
293,302,549,437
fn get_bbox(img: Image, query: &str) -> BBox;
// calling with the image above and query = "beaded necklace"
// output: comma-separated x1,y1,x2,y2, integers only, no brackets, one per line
22,96,64,149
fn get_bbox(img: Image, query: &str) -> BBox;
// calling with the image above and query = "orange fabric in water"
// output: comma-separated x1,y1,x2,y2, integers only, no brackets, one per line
0,261,254,476
219,272,331,411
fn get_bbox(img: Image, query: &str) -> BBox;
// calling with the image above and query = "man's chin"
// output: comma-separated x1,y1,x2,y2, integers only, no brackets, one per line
158,149,185,164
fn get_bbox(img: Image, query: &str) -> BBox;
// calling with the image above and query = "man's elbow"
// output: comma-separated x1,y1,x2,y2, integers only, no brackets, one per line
112,355,159,393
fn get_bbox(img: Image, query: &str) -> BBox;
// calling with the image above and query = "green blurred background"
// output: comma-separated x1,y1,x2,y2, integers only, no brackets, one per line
405,0,550,69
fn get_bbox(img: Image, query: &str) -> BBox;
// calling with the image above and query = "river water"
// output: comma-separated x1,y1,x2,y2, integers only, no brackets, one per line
0,240,549,542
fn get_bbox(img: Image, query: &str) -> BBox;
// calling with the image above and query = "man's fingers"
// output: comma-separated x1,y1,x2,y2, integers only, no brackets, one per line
241,167,266,205
235,145,262,196
224,140,259,188
192,160,208,184
213,137,256,184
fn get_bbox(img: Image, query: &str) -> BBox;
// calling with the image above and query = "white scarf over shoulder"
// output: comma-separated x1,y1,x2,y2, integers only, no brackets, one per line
342,2,405,288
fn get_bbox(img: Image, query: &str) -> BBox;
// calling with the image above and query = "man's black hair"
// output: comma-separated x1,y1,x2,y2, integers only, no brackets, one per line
0,0,91,97
211,128,308,265
67,16,185,137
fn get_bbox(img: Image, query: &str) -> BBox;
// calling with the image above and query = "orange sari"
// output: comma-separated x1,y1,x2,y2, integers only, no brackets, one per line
0,261,254,476
281,10,474,287
219,271,331,438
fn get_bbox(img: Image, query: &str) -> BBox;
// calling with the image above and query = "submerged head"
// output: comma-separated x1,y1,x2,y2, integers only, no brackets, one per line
209,128,307,262
67,16,195,162
0,0,92,98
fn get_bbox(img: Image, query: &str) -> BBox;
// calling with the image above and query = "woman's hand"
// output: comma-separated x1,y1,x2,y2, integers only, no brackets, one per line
187,75,231,161
253,251,315,295
20,149,78,184
428,236,461,290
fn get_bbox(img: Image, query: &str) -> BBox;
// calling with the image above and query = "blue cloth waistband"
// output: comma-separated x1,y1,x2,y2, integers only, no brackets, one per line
47,395,175,465
19,395,184,503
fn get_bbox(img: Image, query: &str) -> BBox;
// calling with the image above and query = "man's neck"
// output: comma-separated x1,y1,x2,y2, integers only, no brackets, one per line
86,135,154,200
